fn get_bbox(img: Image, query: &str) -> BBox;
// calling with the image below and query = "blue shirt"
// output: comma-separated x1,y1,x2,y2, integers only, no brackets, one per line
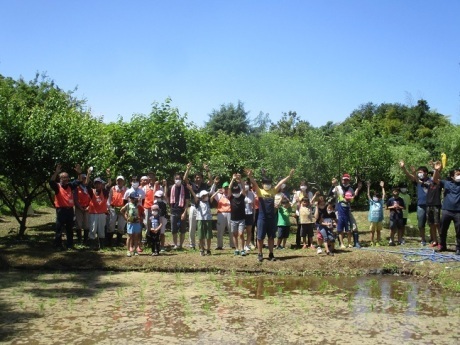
368,199,384,222
440,180,460,211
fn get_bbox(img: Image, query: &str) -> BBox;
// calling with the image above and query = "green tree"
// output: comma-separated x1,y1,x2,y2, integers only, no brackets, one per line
0,74,105,236
205,100,251,135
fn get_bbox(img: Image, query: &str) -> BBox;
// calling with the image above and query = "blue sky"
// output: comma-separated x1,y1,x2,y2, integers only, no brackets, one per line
1,0,459,127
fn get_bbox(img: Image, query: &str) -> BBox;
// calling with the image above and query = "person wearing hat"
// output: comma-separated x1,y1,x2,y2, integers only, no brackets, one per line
120,191,145,256
74,172,91,245
49,163,83,250
228,173,248,256
187,184,213,256
107,175,128,247
168,172,189,249
386,186,406,246
123,176,146,252
184,162,213,250
148,204,163,255
85,167,111,250
331,173,362,249
153,189,168,251
247,168,295,262
143,173,166,246
213,180,233,249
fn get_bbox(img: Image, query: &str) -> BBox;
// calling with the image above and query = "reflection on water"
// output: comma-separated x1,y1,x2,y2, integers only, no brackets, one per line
0,271,459,345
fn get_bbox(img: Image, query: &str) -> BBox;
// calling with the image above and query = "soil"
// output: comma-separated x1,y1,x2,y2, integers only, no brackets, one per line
0,207,459,284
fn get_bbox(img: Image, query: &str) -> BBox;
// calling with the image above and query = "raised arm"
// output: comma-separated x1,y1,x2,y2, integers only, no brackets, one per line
275,169,295,192
245,169,260,194
432,161,442,184
380,181,386,200
399,160,416,182
183,162,192,184
366,181,371,200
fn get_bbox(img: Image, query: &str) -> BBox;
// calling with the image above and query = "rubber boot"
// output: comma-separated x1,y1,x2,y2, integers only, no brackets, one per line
353,232,361,249
116,233,123,247
106,232,114,247
83,230,89,245
98,238,104,251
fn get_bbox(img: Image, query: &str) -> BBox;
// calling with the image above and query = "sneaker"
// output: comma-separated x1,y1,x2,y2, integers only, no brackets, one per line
456,250,460,256
160,248,166,253
206,250,212,256
400,238,406,245
340,244,346,249
317,247,323,254
370,242,374,247
421,241,427,246
173,245,179,250
152,252,159,256
250,244,256,250
241,250,246,256
200,250,205,256
268,253,276,261
134,252,139,256
127,251,132,257
389,241,396,247
215,246,223,250
234,250,240,256
326,251,334,256
429,242,438,248
244,245,251,251
257,253,263,262
190,246,196,250
347,244,353,248
375,242,381,247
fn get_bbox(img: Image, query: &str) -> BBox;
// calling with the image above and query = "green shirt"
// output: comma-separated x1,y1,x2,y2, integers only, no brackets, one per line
277,206,292,226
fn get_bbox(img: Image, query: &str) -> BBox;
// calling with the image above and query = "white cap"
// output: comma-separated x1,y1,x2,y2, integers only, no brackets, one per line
116,176,125,181
154,190,164,197
198,190,209,198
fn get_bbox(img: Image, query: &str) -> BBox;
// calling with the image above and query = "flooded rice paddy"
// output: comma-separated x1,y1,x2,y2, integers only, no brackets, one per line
0,271,459,344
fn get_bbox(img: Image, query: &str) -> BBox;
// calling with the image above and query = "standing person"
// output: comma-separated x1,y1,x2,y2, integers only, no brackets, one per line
315,201,337,255
143,173,163,248
213,181,232,249
366,181,385,246
74,173,90,245
123,176,146,252
247,168,295,262
386,187,405,246
399,160,429,245
243,179,256,251
187,185,213,256
185,163,213,250
293,180,314,248
148,204,163,256
153,189,168,252
49,164,82,250
107,176,127,247
86,168,111,251
168,173,188,250
228,174,247,256
276,196,293,250
399,183,411,244
120,192,144,257
298,197,315,249
432,162,460,255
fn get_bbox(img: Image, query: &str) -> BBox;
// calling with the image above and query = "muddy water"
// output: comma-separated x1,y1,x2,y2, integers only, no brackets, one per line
0,271,459,345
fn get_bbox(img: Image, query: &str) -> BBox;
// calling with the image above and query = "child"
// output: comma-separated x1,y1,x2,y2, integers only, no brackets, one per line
276,196,293,249
149,204,163,256
367,181,385,246
316,202,337,255
399,183,411,244
120,192,144,257
297,197,315,249
187,184,213,256
228,174,248,256
154,190,168,252
386,187,405,246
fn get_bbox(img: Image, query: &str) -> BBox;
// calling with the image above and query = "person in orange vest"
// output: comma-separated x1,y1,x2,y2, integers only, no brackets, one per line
74,173,91,245
107,176,128,247
143,173,165,247
85,168,111,250
49,163,83,250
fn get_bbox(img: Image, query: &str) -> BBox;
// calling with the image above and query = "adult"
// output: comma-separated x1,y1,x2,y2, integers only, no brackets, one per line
247,168,295,262
107,176,128,247
168,172,189,249
213,181,232,249
143,172,166,244
228,174,247,256
399,160,429,245
86,168,111,250
184,162,213,249
243,179,256,251
49,164,82,249
74,173,90,244
433,162,460,255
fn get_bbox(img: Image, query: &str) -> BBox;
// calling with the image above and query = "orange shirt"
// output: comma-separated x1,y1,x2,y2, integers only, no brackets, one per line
143,185,161,209
111,186,126,207
54,184,75,208
216,194,231,213
88,190,108,214
76,185,91,208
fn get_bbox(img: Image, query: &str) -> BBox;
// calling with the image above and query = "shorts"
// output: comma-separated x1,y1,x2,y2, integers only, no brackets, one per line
369,222,382,233
426,206,441,225
171,213,187,234
389,219,404,230
300,223,314,238
197,220,213,240
336,217,350,233
127,222,142,235
257,217,276,240
231,219,245,234
318,226,335,242
277,226,290,239
245,214,254,226
417,205,427,229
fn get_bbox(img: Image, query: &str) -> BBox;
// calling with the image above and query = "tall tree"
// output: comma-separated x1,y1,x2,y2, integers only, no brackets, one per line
205,100,251,135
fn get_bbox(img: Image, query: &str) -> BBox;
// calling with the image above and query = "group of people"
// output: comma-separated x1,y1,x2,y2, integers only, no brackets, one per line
49,159,460,261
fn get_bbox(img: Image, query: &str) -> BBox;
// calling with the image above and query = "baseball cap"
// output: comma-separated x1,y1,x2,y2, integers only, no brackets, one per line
342,174,351,180
154,190,164,197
